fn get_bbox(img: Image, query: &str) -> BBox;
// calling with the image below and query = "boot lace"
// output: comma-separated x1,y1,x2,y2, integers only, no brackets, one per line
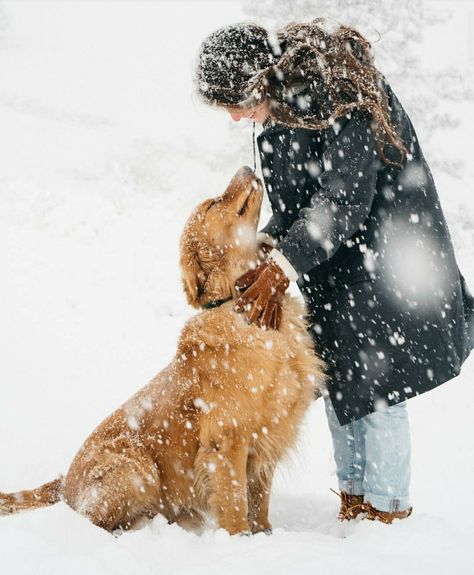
330,488,368,521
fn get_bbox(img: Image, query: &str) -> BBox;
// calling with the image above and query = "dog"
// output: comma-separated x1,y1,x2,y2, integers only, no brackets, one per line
0,166,324,535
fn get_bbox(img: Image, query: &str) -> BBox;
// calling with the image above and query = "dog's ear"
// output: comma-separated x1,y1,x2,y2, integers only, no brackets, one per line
180,236,206,308
203,263,232,303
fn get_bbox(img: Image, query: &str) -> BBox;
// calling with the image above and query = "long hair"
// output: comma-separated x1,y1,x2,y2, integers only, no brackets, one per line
197,19,408,166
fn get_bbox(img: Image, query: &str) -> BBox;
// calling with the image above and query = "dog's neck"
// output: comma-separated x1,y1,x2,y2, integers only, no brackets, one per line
197,280,235,311
197,257,257,311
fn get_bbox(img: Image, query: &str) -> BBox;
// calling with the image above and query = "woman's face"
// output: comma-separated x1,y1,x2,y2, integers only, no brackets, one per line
226,101,269,124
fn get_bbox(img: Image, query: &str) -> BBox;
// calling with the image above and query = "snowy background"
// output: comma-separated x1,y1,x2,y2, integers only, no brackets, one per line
0,1,473,574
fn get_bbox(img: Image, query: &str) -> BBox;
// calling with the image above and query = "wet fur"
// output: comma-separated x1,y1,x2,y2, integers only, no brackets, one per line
0,167,325,535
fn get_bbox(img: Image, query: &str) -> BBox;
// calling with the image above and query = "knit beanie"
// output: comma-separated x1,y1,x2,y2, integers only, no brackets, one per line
196,23,278,106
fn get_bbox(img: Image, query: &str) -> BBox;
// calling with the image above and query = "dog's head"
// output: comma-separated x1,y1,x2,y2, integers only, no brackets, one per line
180,166,264,308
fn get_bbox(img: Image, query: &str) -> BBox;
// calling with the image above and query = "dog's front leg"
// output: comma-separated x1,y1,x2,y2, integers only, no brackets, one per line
199,434,250,535
247,460,275,534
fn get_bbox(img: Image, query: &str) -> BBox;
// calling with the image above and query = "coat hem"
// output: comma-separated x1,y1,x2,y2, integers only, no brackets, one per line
329,367,463,426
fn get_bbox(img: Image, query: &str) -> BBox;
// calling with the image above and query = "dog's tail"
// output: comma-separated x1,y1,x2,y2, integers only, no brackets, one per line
0,477,63,515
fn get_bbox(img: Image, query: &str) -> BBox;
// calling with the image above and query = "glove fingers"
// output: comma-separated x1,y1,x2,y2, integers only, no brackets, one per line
274,303,282,330
234,261,288,328
259,302,276,330
235,261,270,292
235,268,258,292
233,283,260,312
248,294,265,325
259,300,282,330
268,305,278,330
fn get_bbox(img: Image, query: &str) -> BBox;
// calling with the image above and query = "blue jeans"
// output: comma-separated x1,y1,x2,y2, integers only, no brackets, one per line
324,396,411,512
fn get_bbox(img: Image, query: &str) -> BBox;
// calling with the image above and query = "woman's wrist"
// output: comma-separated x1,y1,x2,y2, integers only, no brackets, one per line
257,232,279,248
269,248,299,282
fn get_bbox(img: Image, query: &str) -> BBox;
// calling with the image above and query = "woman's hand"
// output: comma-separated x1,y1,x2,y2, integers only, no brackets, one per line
234,260,289,330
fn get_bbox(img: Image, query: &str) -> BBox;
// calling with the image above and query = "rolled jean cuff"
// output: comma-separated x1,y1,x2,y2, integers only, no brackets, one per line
338,479,364,496
364,492,411,513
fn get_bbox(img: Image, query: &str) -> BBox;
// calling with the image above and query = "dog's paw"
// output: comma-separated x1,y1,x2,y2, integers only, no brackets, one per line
250,520,273,535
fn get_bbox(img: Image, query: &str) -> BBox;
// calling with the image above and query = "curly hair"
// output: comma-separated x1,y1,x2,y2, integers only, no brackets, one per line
197,18,408,166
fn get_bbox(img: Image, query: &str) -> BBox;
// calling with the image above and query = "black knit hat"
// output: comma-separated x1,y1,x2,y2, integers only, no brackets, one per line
196,23,277,106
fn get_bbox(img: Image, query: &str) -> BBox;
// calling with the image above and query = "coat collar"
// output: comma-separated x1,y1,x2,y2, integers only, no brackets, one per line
258,120,289,140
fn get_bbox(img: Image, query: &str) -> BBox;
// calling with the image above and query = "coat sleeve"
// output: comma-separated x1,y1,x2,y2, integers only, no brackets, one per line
277,109,381,277
258,212,287,243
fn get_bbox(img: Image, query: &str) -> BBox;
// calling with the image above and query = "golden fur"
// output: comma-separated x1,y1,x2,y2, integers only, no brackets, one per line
0,166,325,535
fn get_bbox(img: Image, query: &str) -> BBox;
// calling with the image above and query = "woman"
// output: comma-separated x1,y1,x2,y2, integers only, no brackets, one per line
195,19,474,523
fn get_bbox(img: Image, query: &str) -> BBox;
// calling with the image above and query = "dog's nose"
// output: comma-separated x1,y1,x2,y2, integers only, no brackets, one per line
237,166,254,178
223,166,261,202
229,167,257,190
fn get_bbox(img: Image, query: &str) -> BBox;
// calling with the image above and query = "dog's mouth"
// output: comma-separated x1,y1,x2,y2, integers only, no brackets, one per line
237,180,261,218
237,189,252,217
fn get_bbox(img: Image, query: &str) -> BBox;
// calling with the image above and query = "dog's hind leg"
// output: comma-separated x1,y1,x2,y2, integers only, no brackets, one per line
66,455,162,532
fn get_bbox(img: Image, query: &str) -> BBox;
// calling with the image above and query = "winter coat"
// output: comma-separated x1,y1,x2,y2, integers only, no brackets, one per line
257,78,474,425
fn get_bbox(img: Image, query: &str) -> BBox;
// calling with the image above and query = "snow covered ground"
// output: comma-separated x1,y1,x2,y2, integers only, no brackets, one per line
0,1,473,574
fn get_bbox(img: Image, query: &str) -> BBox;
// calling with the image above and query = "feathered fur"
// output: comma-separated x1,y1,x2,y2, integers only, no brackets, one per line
0,166,325,535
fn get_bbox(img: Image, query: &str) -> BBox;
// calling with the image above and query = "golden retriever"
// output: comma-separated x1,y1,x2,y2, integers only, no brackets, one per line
0,166,324,535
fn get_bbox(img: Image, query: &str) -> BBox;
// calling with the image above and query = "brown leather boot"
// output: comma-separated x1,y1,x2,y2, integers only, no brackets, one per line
332,489,366,521
364,501,413,524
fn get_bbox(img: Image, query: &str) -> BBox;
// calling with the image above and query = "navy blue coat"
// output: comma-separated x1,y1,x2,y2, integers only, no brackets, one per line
257,79,474,425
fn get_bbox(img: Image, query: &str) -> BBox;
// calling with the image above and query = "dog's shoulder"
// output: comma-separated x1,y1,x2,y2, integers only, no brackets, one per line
178,303,245,354
177,296,312,354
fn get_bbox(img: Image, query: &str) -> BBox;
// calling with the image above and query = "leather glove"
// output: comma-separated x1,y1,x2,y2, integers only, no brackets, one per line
234,260,289,330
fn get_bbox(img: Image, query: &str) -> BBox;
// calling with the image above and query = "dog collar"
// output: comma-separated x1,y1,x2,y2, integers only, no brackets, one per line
202,297,233,310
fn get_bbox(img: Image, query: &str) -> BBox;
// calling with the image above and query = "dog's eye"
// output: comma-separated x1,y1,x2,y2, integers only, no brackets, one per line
205,198,222,212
